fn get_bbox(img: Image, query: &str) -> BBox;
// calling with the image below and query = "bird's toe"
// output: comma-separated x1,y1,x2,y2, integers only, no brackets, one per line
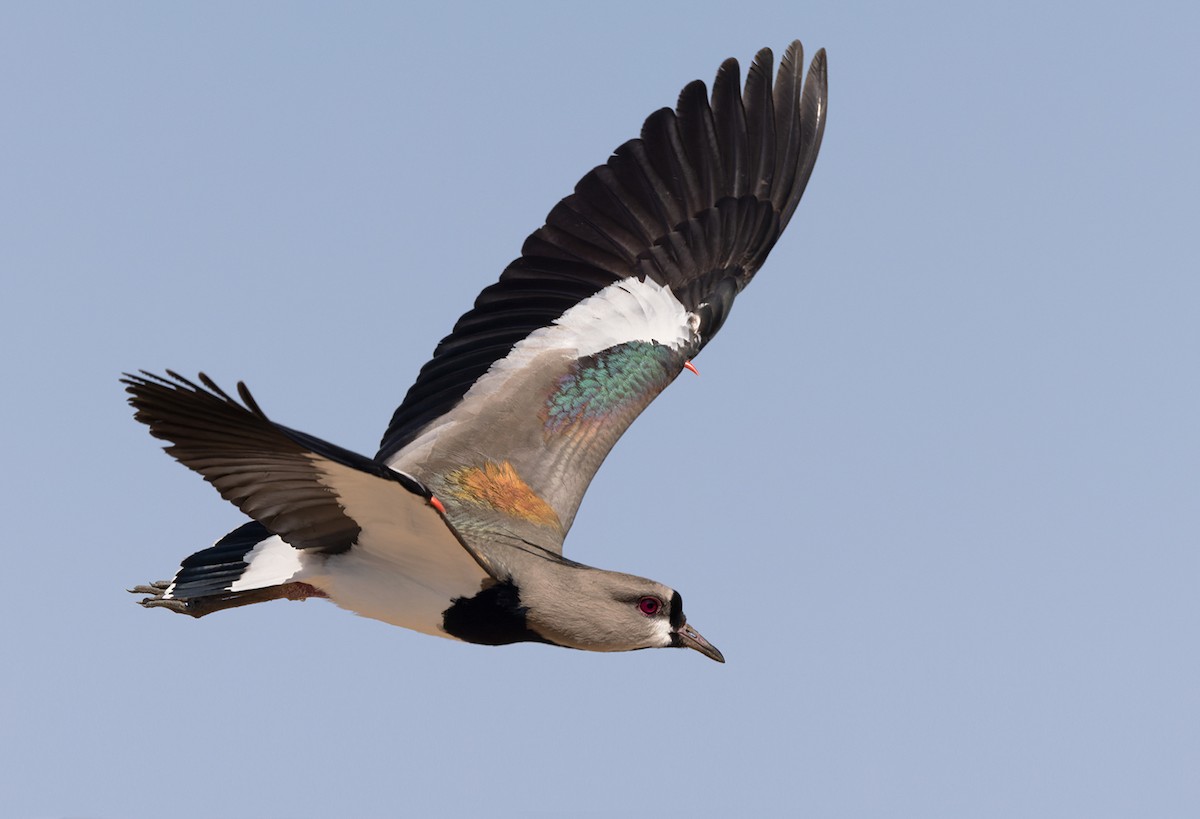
138,597,190,614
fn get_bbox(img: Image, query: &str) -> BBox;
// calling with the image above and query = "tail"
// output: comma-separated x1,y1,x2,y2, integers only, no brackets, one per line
131,521,325,617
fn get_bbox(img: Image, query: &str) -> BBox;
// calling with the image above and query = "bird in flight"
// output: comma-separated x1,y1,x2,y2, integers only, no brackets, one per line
128,41,828,663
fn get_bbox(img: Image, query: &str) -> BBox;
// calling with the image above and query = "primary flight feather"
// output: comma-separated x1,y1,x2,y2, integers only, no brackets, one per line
128,41,828,662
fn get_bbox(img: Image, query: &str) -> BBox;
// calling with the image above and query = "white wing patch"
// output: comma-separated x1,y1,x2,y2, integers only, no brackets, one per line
550,277,696,356
479,276,695,388
386,277,696,469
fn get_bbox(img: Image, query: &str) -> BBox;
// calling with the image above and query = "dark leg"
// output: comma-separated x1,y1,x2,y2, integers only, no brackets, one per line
129,581,327,618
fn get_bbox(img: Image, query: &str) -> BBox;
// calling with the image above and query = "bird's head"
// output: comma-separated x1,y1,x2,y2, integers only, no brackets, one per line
521,567,725,662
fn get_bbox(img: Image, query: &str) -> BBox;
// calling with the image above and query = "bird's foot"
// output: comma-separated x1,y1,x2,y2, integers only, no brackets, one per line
128,580,190,614
129,580,170,596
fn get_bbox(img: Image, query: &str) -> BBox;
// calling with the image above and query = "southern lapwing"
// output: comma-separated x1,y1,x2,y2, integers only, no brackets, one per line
128,42,828,663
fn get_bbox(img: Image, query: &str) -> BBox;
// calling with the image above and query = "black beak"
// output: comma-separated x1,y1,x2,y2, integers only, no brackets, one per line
673,621,725,663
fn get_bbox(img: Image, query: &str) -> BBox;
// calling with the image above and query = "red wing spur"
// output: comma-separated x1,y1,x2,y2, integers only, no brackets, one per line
127,42,828,662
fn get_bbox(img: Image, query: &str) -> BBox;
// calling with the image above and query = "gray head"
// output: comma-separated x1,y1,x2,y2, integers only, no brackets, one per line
519,564,725,662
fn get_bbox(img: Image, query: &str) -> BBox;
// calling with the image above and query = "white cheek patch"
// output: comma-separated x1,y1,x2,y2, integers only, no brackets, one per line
651,615,674,648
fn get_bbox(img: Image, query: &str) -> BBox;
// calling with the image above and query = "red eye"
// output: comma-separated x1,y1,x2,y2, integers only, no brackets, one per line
638,596,662,616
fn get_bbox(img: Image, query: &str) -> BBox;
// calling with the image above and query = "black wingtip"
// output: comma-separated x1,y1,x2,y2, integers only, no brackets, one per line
715,56,741,84
811,48,828,85
236,380,268,420
752,46,774,73
121,370,271,419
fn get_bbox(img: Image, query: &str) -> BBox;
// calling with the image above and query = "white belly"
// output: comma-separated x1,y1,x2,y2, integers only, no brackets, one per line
226,465,493,639
313,545,487,639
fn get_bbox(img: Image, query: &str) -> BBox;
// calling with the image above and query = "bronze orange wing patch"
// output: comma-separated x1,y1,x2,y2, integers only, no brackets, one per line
445,461,562,531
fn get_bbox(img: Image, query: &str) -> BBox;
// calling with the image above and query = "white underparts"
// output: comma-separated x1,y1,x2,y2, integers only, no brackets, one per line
302,460,491,636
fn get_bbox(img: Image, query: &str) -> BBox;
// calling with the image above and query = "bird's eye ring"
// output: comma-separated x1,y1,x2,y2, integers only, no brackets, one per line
638,596,662,616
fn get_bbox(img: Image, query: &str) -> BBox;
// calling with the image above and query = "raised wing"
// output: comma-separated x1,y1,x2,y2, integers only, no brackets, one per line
378,42,828,555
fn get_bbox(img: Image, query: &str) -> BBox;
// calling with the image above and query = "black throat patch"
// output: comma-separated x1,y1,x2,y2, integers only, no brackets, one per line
441,580,552,647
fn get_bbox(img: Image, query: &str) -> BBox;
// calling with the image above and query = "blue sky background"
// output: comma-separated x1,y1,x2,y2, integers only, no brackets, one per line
3,2,1197,816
